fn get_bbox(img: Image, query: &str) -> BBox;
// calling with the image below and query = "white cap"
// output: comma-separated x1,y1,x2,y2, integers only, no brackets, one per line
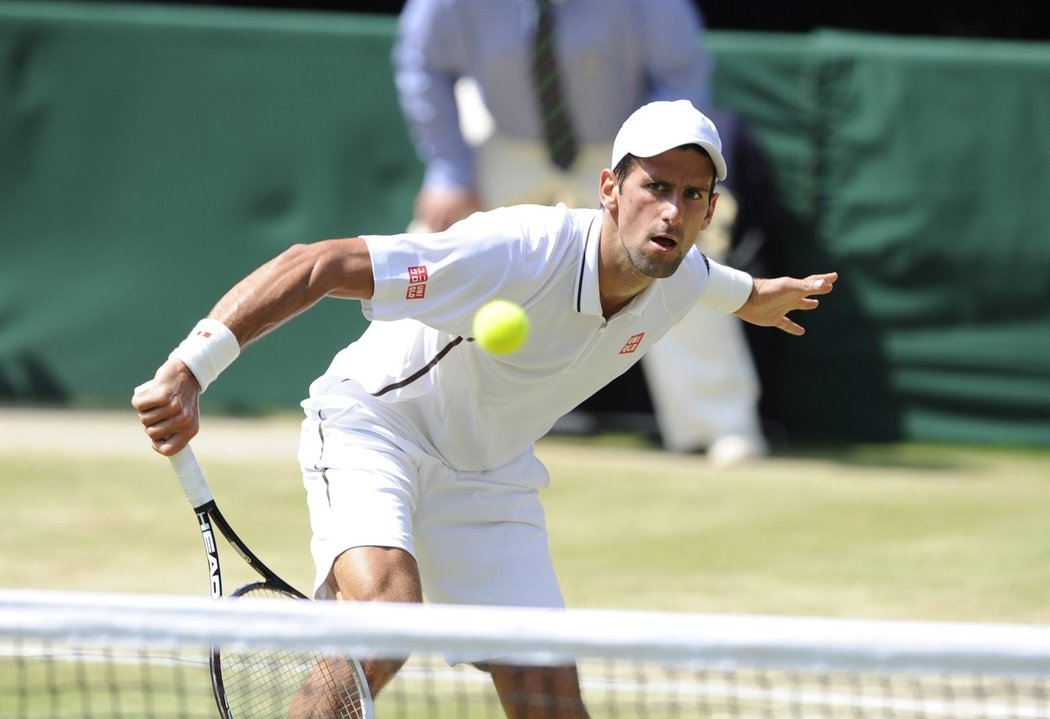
611,100,727,181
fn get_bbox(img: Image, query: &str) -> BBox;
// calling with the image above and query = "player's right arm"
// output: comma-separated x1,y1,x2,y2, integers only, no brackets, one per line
132,237,375,456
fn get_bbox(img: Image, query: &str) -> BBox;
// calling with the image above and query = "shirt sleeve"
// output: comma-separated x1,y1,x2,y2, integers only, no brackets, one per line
361,206,565,334
392,0,476,190
698,259,754,313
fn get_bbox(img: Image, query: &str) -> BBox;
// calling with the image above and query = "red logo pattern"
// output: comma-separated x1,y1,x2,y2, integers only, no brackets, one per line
406,265,429,299
619,332,645,354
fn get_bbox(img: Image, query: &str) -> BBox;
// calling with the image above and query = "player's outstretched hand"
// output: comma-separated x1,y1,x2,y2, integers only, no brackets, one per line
734,272,838,336
131,359,202,456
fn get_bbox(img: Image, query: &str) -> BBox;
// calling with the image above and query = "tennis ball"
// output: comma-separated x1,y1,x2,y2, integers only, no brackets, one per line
473,299,529,355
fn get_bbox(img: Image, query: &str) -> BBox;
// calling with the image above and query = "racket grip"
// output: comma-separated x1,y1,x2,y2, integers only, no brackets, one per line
169,446,215,508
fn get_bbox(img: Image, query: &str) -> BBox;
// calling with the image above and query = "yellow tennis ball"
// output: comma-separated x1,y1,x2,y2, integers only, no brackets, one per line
473,300,529,355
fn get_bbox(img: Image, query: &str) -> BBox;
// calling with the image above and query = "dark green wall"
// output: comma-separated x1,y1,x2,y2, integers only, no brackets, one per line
2,2,1049,445
711,31,1050,445
0,2,419,412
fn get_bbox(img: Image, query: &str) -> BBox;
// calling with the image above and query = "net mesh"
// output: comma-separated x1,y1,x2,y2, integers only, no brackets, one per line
4,588,1050,718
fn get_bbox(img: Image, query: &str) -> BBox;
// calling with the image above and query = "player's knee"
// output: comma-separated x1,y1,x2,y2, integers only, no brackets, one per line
329,545,422,603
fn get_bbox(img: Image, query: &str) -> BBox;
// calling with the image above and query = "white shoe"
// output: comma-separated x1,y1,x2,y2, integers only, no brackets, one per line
707,434,767,467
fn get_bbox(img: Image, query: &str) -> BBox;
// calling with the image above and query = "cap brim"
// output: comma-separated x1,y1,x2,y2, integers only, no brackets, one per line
620,137,726,181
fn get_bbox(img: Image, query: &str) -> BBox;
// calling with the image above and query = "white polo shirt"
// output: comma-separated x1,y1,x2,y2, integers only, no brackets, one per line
306,204,752,472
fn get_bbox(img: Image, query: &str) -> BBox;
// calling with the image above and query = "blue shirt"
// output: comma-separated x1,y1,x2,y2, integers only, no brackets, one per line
393,0,713,190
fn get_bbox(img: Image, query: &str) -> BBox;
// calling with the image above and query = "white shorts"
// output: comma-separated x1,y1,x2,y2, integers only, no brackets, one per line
298,400,564,610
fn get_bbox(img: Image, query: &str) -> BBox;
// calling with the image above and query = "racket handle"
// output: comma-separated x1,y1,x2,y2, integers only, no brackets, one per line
169,446,215,508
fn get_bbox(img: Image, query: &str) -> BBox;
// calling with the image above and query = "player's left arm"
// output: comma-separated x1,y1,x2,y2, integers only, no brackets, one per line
733,272,838,336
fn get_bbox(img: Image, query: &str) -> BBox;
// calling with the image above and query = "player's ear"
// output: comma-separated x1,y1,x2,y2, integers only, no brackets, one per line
599,168,619,212
699,191,719,230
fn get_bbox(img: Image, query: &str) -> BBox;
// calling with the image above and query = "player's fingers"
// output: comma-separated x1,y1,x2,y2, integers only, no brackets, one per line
153,432,190,457
134,390,184,427
794,298,820,311
131,379,183,415
131,381,160,412
777,316,805,336
144,406,198,440
144,416,177,442
147,425,198,457
803,272,837,294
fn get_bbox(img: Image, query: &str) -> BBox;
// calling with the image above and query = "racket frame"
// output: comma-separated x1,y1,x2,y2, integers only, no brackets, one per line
191,498,300,600
190,497,301,718
169,446,372,719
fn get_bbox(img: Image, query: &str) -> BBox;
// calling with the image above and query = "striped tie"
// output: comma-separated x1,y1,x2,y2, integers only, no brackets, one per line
530,0,578,170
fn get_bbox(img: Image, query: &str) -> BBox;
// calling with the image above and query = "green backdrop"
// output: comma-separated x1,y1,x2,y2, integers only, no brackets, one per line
710,32,1050,445
2,2,1049,445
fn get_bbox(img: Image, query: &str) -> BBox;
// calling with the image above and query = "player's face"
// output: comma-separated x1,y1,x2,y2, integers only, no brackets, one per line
604,148,719,279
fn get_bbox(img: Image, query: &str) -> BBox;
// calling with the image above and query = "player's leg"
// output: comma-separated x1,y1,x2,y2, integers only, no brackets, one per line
329,545,423,695
287,546,420,717
288,652,373,719
485,663,589,718
300,402,429,701
415,450,590,717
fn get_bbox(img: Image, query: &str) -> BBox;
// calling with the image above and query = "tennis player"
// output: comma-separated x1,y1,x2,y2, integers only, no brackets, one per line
134,99,837,718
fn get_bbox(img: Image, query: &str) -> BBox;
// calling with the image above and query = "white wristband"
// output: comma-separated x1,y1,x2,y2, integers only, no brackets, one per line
169,319,240,393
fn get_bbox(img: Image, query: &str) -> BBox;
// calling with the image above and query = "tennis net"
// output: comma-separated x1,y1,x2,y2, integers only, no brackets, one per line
3,587,1050,718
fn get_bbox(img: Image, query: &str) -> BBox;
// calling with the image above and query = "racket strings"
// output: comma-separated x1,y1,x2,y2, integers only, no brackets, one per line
218,585,369,718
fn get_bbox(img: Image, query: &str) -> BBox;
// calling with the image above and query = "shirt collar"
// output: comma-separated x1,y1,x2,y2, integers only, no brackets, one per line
573,214,659,318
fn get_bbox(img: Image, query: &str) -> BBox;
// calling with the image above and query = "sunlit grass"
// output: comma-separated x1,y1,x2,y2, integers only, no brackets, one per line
4,416,1049,622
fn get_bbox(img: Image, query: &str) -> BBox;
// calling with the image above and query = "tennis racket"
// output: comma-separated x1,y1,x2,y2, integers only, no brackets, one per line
169,445,374,719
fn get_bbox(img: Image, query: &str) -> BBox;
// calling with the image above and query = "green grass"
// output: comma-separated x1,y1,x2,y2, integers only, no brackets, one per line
0,652,215,718
0,450,315,597
541,437,1050,622
4,415,1050,624
4,417,1050,717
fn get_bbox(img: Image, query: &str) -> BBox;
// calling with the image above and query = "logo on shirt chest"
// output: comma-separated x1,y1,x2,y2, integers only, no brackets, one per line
619,332,645,354
406,265,428,300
